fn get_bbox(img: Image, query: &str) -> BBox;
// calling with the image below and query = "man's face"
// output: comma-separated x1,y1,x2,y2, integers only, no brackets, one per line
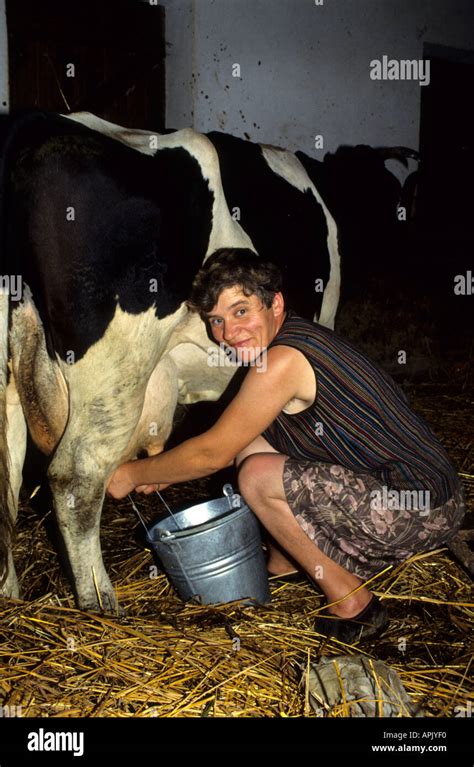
206,286,285,364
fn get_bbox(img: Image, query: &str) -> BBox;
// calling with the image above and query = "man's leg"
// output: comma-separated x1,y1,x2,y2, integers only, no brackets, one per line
235,436,297,576
237,452,373,618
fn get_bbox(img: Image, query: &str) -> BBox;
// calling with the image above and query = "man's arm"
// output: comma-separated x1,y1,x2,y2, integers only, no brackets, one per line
107,346,306,496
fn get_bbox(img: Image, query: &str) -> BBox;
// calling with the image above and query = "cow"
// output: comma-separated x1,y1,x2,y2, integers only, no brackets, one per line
0,110,341,611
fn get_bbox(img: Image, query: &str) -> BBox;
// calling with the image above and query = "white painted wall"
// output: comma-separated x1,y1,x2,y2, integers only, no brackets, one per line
3,0,472,173
0,0,9,113
158,0,474,180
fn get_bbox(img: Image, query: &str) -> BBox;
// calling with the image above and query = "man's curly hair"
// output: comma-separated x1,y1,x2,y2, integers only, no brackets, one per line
187,248,283,318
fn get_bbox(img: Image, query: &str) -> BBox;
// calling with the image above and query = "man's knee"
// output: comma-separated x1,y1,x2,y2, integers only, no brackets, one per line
237,453,286,501
235,435,278,468
238,453,266,497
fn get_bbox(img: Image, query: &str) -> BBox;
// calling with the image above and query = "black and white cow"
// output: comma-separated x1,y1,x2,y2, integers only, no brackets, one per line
0,111,340,611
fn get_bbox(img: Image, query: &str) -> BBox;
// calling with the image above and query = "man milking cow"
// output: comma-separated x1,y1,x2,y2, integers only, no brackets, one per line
107,248,465,642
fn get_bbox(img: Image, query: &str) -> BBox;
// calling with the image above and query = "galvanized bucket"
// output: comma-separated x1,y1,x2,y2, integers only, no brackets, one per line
147,485,271,605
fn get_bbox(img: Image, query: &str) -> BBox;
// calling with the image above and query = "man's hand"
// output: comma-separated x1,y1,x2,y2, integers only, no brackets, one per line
106,462,171,499
135,483,170,494
106,463,137,499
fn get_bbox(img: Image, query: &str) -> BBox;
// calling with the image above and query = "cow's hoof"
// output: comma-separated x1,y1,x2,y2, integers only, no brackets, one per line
80,601,122,616
77,588,119,615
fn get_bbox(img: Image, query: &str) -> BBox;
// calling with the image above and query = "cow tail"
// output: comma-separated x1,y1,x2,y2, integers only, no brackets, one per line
0,288,12,587
0,113,18,587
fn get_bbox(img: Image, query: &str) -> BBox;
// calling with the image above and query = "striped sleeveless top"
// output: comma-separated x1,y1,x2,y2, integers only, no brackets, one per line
262,312,459,507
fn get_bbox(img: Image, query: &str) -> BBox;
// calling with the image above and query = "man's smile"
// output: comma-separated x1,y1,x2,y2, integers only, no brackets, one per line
230,339,252,348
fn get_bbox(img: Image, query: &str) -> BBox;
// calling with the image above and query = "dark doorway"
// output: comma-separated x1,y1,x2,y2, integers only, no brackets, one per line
418,43,474,242
6,0,165,130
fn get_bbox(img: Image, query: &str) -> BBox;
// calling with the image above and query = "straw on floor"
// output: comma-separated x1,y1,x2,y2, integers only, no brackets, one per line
0,373,472,718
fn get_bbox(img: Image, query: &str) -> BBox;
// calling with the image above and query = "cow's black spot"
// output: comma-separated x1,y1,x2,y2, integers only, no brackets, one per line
2,112,213,361
207,131,330,320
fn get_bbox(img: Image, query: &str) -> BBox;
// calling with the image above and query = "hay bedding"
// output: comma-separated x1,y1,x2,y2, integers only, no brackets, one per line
0,376,472,718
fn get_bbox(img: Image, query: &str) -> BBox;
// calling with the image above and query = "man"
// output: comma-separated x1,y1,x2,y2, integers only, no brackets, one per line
107,248,465,642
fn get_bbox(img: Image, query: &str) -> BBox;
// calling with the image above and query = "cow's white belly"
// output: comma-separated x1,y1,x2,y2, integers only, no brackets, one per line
121,355,179,459
9,291,234,463
122,311,238,459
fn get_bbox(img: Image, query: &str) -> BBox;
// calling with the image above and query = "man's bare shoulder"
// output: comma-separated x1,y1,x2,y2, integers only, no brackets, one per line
266,343,312,372
240,344,313,392
265,345,317,411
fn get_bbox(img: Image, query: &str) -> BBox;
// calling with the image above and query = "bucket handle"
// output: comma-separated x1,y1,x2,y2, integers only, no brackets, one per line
128,494,153,544
223,483,241,510
155,490,183,531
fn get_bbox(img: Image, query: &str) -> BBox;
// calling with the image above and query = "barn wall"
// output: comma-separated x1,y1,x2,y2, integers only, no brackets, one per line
155,0,194,127
0,0,9,113
157,0,474,179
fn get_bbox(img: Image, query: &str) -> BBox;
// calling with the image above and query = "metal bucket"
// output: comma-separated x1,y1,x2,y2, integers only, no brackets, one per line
147,485,271,605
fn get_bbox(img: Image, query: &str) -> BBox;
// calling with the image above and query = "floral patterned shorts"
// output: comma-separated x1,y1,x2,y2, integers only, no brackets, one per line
283,459,466,580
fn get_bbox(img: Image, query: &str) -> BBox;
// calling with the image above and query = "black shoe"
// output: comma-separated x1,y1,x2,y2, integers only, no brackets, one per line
314,595,389,643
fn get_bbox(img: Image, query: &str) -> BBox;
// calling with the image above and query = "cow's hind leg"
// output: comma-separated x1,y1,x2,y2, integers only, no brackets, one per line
47,372,152,612
44,284,186,611
48,441,116,611
48,412,141,612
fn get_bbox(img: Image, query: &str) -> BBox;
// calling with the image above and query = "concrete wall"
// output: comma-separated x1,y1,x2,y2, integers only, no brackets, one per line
158,0,474,179
3,0,473,168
